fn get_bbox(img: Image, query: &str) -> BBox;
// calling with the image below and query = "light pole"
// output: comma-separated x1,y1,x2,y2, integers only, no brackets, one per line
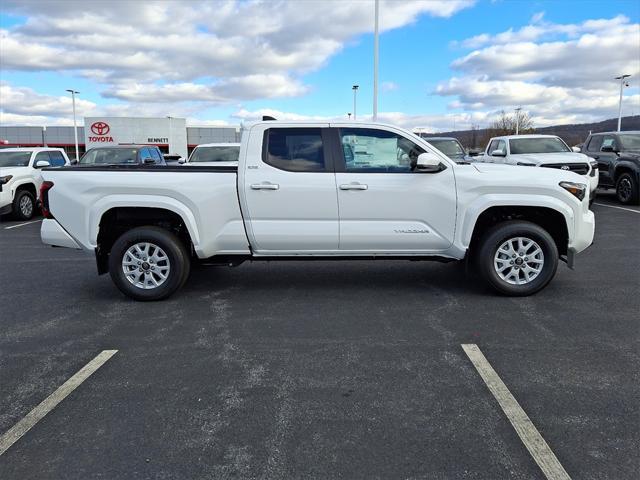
166,116,173,154
352,85,359,120
41,126,47,147
66,89,80,161
615,74,631,131
514,107,522,135
347,113,352,120
373,0,379,121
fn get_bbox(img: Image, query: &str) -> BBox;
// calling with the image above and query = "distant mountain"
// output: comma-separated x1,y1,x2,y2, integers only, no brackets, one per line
418,115,640,149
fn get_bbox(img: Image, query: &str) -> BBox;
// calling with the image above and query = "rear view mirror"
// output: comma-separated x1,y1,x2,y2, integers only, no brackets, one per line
416,152,445,173
35,160,50,168
491,149,506,157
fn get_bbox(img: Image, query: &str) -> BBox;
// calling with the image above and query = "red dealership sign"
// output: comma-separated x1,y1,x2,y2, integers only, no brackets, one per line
89,121,113,142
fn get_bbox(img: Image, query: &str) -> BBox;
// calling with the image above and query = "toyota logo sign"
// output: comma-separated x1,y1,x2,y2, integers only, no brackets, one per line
561,165,570,170
91,121,110,135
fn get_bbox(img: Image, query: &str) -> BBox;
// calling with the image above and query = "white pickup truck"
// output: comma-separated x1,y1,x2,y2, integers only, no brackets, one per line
0,147,71,219
40,121,595,300
480,134,599,202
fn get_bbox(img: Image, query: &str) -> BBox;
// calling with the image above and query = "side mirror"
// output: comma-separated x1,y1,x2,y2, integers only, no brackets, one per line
178,158,186,164
601,145,617,153
491,149,506,157
143,157,156,164
572,146,581,153
416,152,445,173
35,160,50,168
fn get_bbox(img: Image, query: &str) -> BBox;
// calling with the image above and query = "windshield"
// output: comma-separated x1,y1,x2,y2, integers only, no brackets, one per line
0,151,32,167
427,139,465,158
619,134,640,150
80,148,139,164
189,146,240,163
509,137,570,154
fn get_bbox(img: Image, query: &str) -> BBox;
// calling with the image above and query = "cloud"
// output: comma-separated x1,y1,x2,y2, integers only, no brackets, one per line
439,15,640,126
230,108,490,133
0,0,474,104
381,81,398,92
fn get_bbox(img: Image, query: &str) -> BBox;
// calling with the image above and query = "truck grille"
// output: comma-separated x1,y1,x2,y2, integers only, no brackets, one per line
541,163,590,176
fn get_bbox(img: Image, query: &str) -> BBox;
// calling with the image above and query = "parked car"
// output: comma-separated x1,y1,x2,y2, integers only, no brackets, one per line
423,137,472,163
581,131,640,204
480,134,598,203
40,121,594,300
183,143,241,167
0,147,70,219
79,145,166,166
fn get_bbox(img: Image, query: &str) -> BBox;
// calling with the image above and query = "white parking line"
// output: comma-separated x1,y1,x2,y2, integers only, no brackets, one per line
0,350,118,456
4,219,42,230
593,203,640,214
461,344,571,480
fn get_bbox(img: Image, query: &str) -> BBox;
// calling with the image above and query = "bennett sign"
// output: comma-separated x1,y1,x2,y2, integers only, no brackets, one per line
88,121,114,142
84,117,188,158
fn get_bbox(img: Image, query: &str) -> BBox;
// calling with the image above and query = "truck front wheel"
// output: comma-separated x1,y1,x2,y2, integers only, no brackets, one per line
108,226,190,301
13,190,36,220
476,221,558,296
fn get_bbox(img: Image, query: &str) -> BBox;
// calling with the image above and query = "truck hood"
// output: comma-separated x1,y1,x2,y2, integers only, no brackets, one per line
509,152,590,165
0,166,31,177
472,162,586,184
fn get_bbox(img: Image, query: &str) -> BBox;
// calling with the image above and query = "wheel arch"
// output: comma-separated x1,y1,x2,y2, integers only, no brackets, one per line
95,204,197,274
465,203,570,257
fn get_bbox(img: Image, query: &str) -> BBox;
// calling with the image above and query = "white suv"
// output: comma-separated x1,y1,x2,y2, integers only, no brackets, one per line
0,148,70,219
481,135,599,202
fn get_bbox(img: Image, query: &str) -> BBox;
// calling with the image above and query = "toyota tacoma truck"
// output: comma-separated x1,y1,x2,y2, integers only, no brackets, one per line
480,134,599,203
39,121,595,300
0,147,70,219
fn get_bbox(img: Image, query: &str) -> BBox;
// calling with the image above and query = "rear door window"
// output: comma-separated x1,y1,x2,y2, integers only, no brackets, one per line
263,128,325,172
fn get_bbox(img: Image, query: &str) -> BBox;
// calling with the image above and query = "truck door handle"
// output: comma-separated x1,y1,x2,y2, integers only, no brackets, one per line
340,183,368,190
251,183,279,190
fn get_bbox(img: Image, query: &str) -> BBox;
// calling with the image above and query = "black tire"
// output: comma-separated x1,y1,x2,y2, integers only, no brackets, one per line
615,172,639,205
12,190,36,220
108,226,191,301
476,221,559,296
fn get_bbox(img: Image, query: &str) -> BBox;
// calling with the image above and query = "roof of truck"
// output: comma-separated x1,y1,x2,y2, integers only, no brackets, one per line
588,131,640,135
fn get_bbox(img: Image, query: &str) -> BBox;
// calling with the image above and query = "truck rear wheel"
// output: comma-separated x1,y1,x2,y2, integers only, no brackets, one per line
476,221,558,296
108,226,190,301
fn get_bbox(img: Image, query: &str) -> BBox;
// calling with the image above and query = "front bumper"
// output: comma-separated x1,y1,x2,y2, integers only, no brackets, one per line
41,218,82,249
569,209,595,256
0,189,13,215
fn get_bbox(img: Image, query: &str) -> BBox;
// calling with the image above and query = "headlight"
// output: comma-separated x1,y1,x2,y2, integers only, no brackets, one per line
517,162,536,166
559,181,586,201
0,175,13,185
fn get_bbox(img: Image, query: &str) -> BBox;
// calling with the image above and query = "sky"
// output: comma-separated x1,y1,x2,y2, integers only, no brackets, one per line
0,0,639,132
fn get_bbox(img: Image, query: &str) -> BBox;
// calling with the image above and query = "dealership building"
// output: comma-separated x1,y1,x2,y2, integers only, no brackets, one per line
0,117,241,160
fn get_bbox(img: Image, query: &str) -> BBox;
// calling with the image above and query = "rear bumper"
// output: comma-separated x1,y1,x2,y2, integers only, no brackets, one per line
41,218,81,249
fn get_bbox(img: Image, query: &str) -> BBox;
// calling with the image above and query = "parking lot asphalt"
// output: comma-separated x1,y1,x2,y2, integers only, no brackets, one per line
0,191,638,479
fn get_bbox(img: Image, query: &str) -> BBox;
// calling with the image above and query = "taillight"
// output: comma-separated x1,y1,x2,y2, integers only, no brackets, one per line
40,181,54,219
